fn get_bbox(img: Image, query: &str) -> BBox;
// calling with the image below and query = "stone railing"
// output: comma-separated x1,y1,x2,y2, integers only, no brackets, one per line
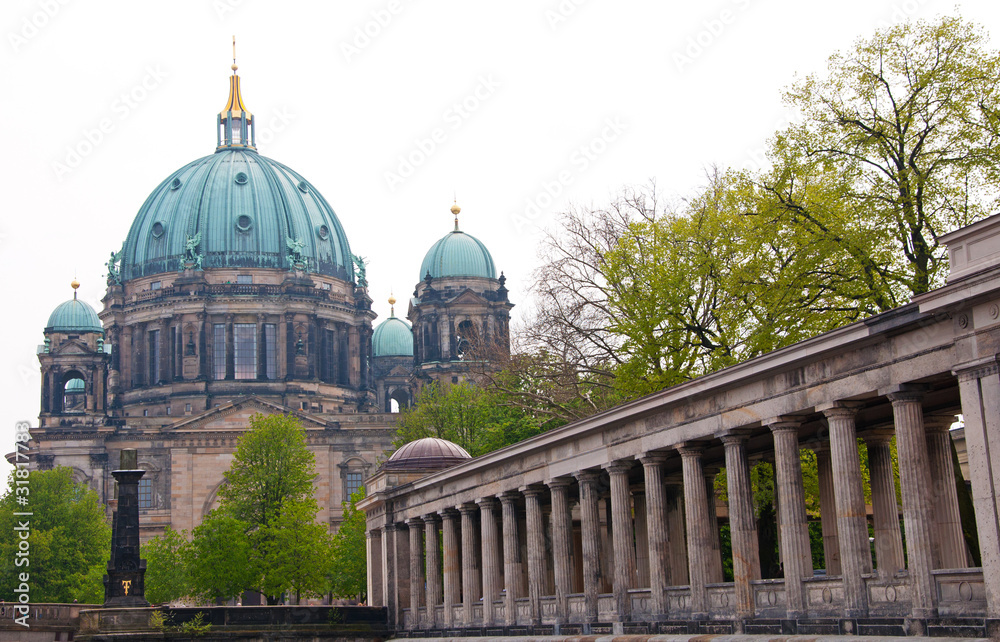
934,567,987,616
0,603,97,632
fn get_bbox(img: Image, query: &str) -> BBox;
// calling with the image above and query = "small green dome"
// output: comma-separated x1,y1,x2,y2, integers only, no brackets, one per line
373,315,413,357
419,230,496,279
46,298,103,334
65,378,85,391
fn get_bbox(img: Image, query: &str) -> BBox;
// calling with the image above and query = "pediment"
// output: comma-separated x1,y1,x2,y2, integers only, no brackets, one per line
447,289,489,306
52,340,91,355
167,396,331,433
388,364,413,377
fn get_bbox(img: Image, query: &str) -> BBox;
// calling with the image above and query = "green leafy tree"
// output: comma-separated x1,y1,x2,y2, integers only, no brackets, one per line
143,527,191,604
257,498,330,603
396,382,546,457
186,510,257,604
0,467,110,603
328,488,367,600
766,15,1000,304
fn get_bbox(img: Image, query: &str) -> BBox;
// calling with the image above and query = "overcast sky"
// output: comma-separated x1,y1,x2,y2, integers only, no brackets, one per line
2,0,998,479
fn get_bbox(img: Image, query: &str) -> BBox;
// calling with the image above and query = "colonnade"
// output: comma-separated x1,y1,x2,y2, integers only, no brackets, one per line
368,386,982,631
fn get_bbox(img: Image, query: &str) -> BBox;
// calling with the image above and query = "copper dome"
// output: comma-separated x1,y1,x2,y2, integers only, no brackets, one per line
383,437,471,470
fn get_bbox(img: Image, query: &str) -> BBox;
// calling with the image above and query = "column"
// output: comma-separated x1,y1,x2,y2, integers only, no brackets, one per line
925,415,967,569
478,497,501,626
500,491,523,626
704,470,725,583
721,432,761,619
522,487,545,625
769,418,811,618
814,444,842,575
866,434,905,578
425,514,442,628
678,444,711,617
888,389,938,618
460,504,479,626
955,361,1000,618
390,523,411,629
822,403,871,618
604,460,637,621
634,490,650,588
574,470,602,623
441,510,461,628
665,483,688,586
640,453,669,619
408,518,424,629
368,529,384,607
547,478,574,622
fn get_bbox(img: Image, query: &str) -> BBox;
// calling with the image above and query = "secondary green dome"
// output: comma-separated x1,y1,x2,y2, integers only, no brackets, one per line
46,298,103,334
419,230,496,280
65,378,85,391
373,314,413,357
119,150,354,282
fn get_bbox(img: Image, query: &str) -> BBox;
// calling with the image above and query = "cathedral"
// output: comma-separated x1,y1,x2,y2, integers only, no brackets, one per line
28,59,513,540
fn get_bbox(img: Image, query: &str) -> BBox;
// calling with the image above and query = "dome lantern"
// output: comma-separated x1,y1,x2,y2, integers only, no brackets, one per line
217,37,255,151
418,202,496,280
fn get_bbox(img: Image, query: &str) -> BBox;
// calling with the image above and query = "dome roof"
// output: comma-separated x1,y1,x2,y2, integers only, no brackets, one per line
419,230,496,280
383,437,471,470
64,378,85,391
373,315,413,357
118,149,354,282
46,298,103,334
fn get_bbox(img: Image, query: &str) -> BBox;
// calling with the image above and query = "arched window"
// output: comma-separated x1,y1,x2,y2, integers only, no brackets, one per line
62,376,86,413
456,320,480,360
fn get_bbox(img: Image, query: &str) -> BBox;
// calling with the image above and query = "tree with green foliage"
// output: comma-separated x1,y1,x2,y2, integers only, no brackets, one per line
143,526,191,604
766,14,1000,305
395,381,547,457
186,510,257,604
0,467,111,603
328,488,367,600
257,497,331,603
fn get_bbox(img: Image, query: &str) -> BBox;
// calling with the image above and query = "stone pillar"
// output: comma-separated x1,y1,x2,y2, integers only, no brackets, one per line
665,483,688,586
954,361,1000,618
387,523,410,629
866,434,905,578
678,444,711,617
478,497,501,626
408,518,424,628
441,510,461,628
888,389,938,619
704,470,724,583
822,403,871,618
814,444,842,575
634,490,650,588
368,529,384,607
605,460,637,621
574,470,602,623
640,453,669,619
425,514,442,628
460,504,479,626
925,416,967,569
721,432,761,618
500,491,523,626
547,478,574,623
769,418,811,618
522,487,546,625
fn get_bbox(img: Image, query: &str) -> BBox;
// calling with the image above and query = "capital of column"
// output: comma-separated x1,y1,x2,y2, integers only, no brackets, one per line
367,529,382,540
882,384,928,405
573,469,601,485
519,486,545,500
676,441,706,458
602,459,633,476
476,496,500,510
817,400,864,419
546,476,574,490
766,416,803,434
457,503,478,516
406,517,424,527
924,414,958,433
500,490,522,506
862,428,895,447
639,451,669,467
423,513,442,526
718,432,750,447
953,356,1000,382
439,507,460,521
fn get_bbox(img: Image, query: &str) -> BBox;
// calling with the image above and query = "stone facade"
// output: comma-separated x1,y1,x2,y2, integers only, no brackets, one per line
361,214,1000,637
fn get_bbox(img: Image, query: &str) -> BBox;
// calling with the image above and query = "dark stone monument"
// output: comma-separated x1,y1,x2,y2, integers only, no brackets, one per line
102,449,149,607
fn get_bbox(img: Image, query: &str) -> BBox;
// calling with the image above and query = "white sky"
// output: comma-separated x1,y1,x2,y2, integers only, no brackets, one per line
2,0,998,479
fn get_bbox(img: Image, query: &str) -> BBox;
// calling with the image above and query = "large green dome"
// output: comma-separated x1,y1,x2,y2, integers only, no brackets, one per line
119,149,354,282
419,230,496,280
373,315,413,357
46,298,103,334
